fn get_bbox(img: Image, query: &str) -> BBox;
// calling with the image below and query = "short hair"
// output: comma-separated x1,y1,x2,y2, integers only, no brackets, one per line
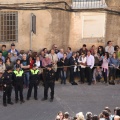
76,112,85,120
72,52,76,56
2,45,6,48
68,47,71,51
107,41,111,45
83,44,86,47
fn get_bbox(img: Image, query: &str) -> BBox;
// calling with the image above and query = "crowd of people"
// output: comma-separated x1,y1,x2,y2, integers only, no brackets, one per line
0,41,120,106
55,107,120,120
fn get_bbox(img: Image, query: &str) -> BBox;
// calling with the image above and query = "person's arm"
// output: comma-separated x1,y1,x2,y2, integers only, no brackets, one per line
93,69,96,81
90,56,95,69
21,64,30,69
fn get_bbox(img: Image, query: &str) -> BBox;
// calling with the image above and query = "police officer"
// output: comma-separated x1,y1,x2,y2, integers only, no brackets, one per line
27,64,40,100
13,64,25,104
41,64,55,102
1,66,13,106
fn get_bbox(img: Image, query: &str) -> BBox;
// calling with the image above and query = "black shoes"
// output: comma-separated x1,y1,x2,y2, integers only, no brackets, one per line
3,103,7,107
34,98,38,100
49,99,53,102
41,98,47,101
8,102,14,105
20,100,25,104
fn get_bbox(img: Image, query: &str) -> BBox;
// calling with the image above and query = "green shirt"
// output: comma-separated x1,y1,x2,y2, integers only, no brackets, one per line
2,50,8,58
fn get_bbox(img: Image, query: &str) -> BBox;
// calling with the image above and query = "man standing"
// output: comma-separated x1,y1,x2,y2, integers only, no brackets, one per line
67,47,72,59
105,41,114,57
21,54,30,88
86,51,94,85
27,64,40,100
41,64,55,102
13,64,25,104
1,66,14,106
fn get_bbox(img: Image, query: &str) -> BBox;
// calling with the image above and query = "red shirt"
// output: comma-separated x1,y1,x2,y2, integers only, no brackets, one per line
29,60,34,69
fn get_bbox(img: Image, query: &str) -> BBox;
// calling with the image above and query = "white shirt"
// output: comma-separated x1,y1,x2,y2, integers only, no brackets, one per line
35,61,40,68
78,56,86,68
86,55,94,69
105,46,114,56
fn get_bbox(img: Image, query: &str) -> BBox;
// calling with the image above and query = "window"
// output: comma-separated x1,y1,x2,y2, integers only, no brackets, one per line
72,0,107,9
0,11,18,42
82,13,106,38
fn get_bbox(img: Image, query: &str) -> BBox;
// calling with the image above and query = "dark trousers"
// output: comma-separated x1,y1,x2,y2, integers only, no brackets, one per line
102,69,108,83
80,68,85,83
44,82,54,99
3,86,12,104
27,82,38,99
70,68,75,83
109,67,117,82
86,67,92,84
15,84,23,101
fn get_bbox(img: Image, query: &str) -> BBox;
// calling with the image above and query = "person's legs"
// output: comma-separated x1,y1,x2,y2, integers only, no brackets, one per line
19,85,24,101
27,83,33,99
44,83,49,99
50,83,55,100
15,85,19,102
34,83,38,99
7,86,12,104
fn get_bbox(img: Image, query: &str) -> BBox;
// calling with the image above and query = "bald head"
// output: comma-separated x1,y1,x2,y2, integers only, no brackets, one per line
114,116,120,120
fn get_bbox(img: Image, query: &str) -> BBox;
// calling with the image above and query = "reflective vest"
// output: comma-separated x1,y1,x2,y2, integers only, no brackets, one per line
30,69,39,75
14,70,24,77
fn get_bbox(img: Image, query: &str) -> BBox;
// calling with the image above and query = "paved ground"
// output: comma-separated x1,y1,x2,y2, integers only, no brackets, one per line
0,82,120,120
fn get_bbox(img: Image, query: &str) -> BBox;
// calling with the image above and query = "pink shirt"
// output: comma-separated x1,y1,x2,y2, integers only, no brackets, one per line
42,58,51,67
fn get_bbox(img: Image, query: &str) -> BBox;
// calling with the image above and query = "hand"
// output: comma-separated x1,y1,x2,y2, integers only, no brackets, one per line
4,84,6,87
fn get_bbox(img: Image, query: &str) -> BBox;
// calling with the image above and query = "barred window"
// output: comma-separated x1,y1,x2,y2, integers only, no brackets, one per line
0,11,18,42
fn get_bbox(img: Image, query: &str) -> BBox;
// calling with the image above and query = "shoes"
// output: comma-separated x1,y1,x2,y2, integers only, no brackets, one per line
15,100,18,103
26,98,30,100
88,83,91,85
49,99,53,102
3,103,7,107
8,102,14,105
41,98,47,101
20,100,25,104
34,98,38,100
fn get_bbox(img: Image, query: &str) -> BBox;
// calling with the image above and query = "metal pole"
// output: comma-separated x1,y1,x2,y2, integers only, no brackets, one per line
30,13,33,50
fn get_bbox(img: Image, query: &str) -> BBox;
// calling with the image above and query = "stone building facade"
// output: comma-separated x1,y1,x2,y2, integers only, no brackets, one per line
0,0,119,51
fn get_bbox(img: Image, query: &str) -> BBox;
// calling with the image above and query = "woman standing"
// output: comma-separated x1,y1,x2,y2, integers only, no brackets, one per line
109,52,119,85
101,52,110,85
5,57,14,70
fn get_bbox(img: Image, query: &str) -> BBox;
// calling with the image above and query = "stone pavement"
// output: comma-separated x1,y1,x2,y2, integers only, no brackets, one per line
0,82,120,120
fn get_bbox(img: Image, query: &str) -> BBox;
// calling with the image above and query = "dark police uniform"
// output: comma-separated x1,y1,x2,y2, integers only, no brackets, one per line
13,69,24,103
1,70,13,106
42,66,55,102
27,69,39,100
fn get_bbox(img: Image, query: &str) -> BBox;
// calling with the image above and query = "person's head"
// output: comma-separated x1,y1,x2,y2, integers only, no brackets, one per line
104,52,109,59
11,43,15,49
58,111,64,120
94,49,98,54
86,112,92,120
8,52,12,58
22,54,27,60
52,44,58,50
114,115,120,120
36,56,40,61
72,52,76,58
6,66,13,73
83,44,86,50
114,107,120,116
55,115,60,120
47,64,52,71
112,52,117,58
67,47,71,52
0,58,3,65
63,53,67,58
81,52,85,57
43,48,48,53
29,56,33,61
16,59,21,64
28,50,32,55
50,49,55,54
96,66,101,71
44,54,49,60
64,112,69,119
91,45,95,49
87,51,91,56
76,112,85,120
16,64,21,71
107,41,112,46
2,45,6,51
20,50,25,55
92,115,99,120
40,50,45,56
102,110,109,119
33,63,37,70
60,49,64,53
5,57,11,63
13,52,17,57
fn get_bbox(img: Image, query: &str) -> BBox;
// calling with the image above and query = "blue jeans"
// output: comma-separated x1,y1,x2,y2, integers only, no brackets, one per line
60,70,67,84
24,71,30,87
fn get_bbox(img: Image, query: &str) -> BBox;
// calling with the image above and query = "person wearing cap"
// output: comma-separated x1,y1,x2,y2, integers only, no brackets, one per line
41,64,55,102
8,43,19,56
27,63,40,100
13,64,25,104
63,112,70,120
1,66,14,106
